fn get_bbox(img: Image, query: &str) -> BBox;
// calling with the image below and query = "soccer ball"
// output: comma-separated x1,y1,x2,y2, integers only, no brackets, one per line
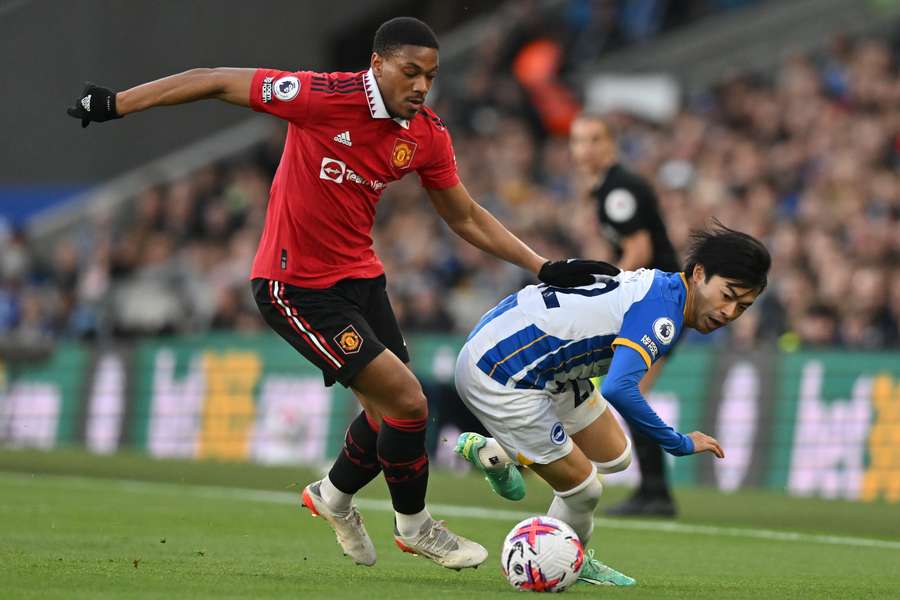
500,516,584,593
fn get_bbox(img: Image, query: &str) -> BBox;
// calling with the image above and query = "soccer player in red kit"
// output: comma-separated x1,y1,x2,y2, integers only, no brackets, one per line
67,17,615,570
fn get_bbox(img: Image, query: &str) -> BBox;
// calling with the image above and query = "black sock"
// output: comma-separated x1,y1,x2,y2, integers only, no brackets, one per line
377,415,429,514
631,428,671,498
327,411,382,495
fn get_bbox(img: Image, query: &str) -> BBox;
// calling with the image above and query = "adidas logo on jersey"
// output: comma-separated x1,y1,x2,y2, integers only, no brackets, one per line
333,131,352,146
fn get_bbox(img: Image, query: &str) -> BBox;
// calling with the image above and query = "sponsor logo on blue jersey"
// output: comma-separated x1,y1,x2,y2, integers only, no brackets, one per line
641,334,659,358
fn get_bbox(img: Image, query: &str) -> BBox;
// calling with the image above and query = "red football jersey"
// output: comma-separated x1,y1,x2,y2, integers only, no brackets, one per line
248,68,459,288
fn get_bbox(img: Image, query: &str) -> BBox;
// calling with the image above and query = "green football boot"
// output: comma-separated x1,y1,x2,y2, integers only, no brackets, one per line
577,550,637,586
454,432,526,501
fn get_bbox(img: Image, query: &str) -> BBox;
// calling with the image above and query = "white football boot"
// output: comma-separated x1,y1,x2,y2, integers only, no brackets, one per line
301,480,376,566
394,518,488,570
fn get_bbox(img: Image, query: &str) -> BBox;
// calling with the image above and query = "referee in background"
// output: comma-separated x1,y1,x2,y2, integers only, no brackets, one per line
570,113,680,517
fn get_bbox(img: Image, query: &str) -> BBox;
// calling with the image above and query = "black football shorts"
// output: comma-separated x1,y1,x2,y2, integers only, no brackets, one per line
252,275,409,387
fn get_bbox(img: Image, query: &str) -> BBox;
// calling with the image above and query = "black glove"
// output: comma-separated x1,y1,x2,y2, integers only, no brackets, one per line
537,259,621,287
66,82,121,128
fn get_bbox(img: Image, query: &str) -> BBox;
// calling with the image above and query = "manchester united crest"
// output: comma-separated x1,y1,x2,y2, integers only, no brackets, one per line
391,138,417,169
334,325,363,354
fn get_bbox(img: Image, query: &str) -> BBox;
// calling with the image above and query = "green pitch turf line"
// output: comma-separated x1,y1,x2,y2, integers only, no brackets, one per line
4,471,898,552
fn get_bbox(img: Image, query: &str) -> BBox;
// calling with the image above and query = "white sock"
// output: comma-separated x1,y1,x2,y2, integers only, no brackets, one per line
395,507,432,538
477,437,513,470
319,476,352,514
547,464,602,545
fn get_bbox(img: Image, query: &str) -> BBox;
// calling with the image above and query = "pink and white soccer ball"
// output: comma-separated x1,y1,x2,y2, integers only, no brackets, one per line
500,516,585,593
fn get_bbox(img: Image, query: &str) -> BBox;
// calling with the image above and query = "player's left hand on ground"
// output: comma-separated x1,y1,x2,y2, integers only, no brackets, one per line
688,431,725,459
66,82,121,128
538,259,621,287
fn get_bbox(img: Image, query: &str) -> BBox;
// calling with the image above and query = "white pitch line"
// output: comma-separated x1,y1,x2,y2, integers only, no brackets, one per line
3,472,900,551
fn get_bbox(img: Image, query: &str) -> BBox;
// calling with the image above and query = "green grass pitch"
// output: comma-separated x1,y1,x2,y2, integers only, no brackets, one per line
1,449,898,599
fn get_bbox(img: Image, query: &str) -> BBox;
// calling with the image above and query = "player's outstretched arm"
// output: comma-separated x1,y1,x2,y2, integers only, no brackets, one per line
427,183,546,274
601,345,725,458
66,68,255,128
427,184,618,285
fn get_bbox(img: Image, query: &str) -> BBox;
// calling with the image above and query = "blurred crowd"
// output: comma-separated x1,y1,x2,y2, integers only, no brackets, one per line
1,2,898,351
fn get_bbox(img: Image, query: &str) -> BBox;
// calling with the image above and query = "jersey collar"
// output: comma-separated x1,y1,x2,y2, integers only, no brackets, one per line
591,162,620,192
363,69,410,130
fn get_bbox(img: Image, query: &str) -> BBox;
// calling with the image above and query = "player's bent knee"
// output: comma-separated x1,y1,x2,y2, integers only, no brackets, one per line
364,370,427,419
593,437,632,474
385,385,428,420
555,463,603,511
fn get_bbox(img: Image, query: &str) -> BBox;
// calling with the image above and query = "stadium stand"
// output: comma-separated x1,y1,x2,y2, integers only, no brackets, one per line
1,1,897,353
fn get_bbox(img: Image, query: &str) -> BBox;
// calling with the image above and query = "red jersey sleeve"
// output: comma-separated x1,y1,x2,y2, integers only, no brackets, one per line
417,125,460,190
249,69,316,126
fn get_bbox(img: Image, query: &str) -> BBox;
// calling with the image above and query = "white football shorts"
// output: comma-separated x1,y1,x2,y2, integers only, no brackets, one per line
454,344,608,465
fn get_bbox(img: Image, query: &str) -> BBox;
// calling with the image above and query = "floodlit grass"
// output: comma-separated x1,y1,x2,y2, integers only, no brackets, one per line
1,449,898,599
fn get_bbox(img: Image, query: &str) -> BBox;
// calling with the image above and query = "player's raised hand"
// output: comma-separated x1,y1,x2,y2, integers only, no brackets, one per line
538,259,621,287
66,82,121,128
687,431,724,459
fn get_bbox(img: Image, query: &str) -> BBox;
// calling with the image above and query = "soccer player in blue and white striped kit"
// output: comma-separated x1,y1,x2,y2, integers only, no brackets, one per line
454,224,770,586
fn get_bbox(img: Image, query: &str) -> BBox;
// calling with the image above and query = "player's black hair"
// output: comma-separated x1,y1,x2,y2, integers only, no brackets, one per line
684,220,771,292
373,17,439,56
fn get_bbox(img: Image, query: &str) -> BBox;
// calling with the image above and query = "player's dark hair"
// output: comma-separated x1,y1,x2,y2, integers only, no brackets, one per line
373,17,439,56
684,221,771,292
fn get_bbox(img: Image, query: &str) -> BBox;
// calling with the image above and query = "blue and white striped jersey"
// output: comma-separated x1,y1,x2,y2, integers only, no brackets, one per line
464,269,688,390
